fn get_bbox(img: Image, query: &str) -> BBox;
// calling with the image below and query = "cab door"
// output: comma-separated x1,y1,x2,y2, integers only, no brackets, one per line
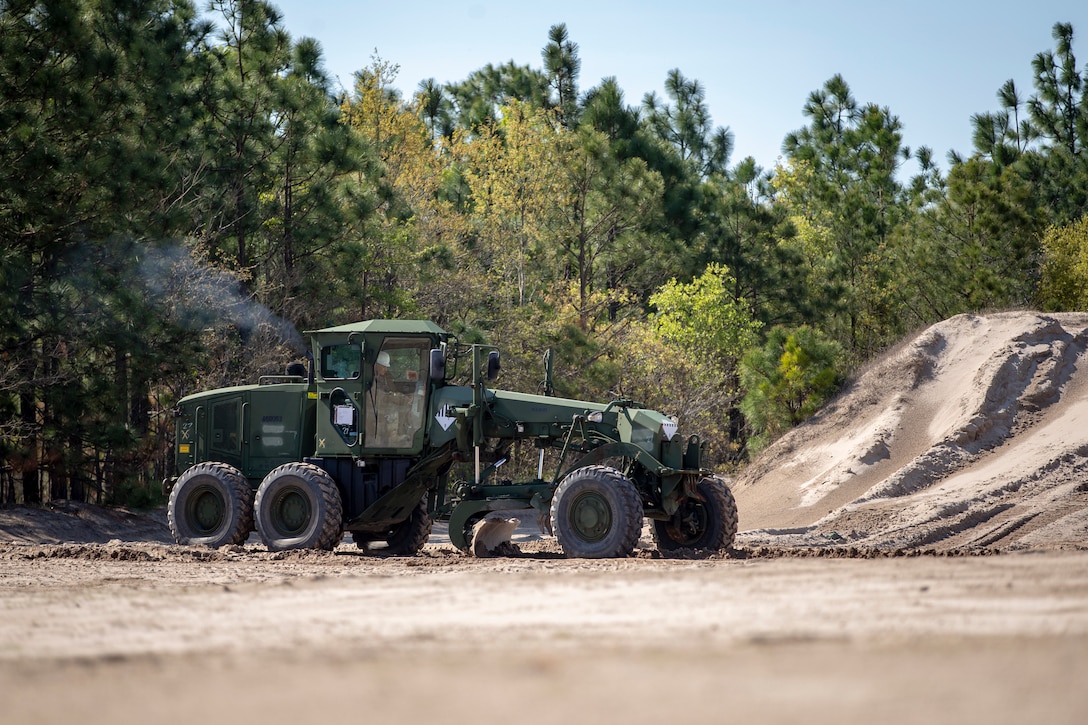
363,337,431,453
315,341,364,458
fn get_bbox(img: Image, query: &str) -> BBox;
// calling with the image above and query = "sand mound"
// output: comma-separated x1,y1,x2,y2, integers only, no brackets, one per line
733,311,1088,551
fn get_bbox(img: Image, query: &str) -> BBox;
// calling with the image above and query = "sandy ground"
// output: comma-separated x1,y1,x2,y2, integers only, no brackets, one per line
2,516,1088,724
3,311,1088,723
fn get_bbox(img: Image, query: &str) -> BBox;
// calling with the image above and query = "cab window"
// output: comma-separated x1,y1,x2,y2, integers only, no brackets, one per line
321,343,361,380
365,337,430,449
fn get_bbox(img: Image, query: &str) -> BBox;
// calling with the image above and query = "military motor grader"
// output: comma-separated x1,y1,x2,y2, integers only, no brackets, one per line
165,320,738,557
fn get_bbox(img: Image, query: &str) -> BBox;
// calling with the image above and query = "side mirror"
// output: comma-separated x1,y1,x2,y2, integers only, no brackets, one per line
486,350,501,381
430,349,446,381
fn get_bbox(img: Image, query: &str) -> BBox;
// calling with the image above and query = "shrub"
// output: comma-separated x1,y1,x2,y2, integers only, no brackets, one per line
740,325,843,454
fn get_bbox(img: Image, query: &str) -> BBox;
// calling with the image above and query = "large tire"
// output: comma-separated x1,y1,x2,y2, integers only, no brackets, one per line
168,462,253,547
254,462,343,551
550,465,643,558
652,475,738,553
352,496,432,555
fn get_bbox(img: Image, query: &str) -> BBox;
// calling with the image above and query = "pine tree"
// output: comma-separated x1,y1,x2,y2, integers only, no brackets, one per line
781,74,908,358
542,23,581,129
0,0,212,502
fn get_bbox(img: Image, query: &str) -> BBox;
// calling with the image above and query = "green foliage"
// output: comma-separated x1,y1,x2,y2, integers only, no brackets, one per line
445,60,550,132
739,326,843,454
4,7,1088,501
970,22,1088,227
650,263,762,365
108,477,167,510
542,23,581,129
641,264,762,465
890,157,1044,331
699,172,812,329
555,126,668,324
614,321,741,467
1039,216,1088,310
780,74,909,359
0,0,214,502
642,68,733,179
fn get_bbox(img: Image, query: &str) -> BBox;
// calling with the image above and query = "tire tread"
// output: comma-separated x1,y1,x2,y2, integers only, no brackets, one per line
652,475,738,553
167,461,253,547
550,465,643,558
255,462,343,551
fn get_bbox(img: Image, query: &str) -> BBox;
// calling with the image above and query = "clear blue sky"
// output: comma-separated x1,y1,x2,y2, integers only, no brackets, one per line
263,0,1087,175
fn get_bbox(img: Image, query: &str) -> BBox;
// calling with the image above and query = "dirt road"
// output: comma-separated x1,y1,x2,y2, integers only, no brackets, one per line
3,540,1087,725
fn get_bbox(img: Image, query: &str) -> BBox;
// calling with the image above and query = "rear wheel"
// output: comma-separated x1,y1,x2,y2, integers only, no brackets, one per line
383,497,433,555
168,462,253,547
255,463,343,551
653,476,738,553
550,465,642,558
352,497,432,555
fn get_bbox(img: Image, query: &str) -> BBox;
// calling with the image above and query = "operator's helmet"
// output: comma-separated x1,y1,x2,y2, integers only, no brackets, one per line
376,351,391,367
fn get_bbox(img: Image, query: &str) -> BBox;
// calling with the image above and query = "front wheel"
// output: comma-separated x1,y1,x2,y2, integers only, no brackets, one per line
255,463,343,551
653,476,738,553
168,462,253,547
550,465,643,558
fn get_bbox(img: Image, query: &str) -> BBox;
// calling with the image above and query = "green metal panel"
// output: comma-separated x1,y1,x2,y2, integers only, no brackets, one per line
489,389,609,421
207,396,243,471
244,384,312,482
314,380,364,458
428,386,474,447
304,319,447,336
616,407,670,457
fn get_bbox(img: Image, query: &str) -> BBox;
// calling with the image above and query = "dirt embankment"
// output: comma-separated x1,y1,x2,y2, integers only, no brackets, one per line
733,311,1088,553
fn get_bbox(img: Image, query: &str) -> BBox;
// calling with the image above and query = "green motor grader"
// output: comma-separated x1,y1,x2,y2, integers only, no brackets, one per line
165,319,738,558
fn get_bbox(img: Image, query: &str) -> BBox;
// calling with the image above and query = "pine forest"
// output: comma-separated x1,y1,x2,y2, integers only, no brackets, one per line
2,0,1088,505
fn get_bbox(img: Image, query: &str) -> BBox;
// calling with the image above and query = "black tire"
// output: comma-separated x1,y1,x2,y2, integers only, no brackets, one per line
168,462,253,547
351,496,432,555
550,465,643,558
254,462,343,551
652,475,738,553
383,497,433,555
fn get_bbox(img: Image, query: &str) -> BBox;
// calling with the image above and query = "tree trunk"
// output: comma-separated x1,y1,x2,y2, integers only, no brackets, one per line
69,434,85,503
19,390,40,504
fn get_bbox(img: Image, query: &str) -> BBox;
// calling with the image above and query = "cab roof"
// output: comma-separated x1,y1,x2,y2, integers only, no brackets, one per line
304,320,448,337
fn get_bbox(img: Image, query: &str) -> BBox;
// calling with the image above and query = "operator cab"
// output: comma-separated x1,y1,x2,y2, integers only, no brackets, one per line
308,320,448,457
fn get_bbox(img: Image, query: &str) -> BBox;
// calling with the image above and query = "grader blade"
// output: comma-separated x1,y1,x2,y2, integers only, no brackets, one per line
471,513,521,557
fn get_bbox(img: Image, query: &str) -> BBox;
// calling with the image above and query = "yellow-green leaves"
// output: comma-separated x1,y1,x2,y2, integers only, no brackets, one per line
460,100,571,307
1039,216,1088,311
649,263,761,365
